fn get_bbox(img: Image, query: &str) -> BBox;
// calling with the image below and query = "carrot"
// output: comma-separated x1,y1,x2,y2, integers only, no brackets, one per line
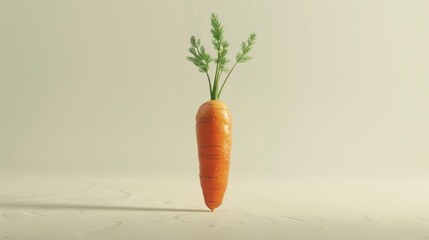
196,100,232,211
187,13,256,211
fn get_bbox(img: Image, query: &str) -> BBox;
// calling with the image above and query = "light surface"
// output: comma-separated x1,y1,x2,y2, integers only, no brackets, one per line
1,174,428,240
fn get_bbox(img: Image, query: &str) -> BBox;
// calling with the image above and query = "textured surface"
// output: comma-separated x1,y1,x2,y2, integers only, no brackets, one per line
196,100,232,211
1,174,428,240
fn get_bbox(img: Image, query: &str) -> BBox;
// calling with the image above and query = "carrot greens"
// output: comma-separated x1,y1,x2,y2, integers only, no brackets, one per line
187,13,256,100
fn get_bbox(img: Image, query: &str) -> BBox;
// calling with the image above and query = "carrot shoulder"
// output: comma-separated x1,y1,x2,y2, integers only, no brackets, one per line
196,100,232,212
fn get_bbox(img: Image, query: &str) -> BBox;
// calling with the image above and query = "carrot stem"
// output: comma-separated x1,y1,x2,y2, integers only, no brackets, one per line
217,61,238,99
205,72,213,99
212,53,221,100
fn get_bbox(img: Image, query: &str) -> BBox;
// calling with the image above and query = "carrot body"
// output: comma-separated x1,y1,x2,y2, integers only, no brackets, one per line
196,100,232,212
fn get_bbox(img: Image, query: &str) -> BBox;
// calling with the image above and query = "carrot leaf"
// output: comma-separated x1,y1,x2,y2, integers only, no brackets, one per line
236,33,257,63
187,13,256,100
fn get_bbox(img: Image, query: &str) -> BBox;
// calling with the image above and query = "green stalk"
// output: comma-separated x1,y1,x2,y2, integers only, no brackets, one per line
217,61,238,99
194,46,213,98
212,53,221,100
206,72,213,99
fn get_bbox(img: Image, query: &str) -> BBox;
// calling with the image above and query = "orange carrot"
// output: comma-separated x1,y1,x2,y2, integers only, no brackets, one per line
196,100,232,211
187,13,256,211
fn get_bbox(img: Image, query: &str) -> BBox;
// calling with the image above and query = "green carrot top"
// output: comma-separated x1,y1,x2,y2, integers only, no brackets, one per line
187,13,257,100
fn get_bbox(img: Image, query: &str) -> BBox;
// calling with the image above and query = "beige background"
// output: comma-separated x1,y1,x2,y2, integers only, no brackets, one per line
1,0,428,178
1,1,429,239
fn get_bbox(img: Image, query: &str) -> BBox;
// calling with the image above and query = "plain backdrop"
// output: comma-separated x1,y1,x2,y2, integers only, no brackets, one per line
1,0,428,179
